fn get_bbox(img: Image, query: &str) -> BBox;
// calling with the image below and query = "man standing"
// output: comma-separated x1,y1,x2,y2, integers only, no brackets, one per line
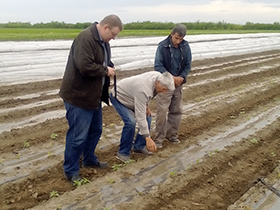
109,71,175,162
154,24,192,148
59,14,123,182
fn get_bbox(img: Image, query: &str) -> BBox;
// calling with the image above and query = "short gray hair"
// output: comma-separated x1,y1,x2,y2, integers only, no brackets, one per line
157,72,175,91
171,24,186,37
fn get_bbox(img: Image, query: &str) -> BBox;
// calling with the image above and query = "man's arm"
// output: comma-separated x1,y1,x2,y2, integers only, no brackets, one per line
154,45,167,73
179,44,192,82
134,93,150,137
134,94,157,151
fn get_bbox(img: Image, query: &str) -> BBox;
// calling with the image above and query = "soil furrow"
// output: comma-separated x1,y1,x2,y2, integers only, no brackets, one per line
0,100,63,123
138,118,280,210
1,49,280,210
0,90,59,109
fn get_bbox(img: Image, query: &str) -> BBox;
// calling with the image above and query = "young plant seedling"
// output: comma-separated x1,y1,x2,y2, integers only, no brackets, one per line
112,159,136,171
112,163,123,171
169,171,177,178
50,133,58,140
23,141,30,148
49,190,59,198
271,152,277,157
240,109,246,114
105,176,115,184
249,138,258,144
124,159,135,165
73,177,90,187
208,151,214,157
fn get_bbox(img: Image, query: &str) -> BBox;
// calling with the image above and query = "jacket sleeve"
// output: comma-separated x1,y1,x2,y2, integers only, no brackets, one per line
154,44,167,73
73,36,108,78
134,92,150,137
180,44,192,82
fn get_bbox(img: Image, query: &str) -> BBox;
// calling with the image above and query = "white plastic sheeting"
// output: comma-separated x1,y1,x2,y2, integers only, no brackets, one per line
1,33,280,85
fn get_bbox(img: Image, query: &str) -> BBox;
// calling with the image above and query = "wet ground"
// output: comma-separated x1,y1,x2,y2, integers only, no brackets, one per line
1,47,280,209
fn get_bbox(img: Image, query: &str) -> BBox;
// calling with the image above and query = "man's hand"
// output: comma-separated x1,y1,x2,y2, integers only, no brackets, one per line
173,76,183,87
145,137,157,152
107,66,115,77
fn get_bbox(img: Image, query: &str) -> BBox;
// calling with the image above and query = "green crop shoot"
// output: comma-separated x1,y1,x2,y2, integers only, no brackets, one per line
50,190,59,198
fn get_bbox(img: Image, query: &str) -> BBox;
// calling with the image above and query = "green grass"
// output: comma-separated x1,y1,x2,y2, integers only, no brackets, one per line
0,28,82,41
0,28,279,41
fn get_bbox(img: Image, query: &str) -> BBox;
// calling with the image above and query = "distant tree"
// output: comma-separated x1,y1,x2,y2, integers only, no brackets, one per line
0,21,279,30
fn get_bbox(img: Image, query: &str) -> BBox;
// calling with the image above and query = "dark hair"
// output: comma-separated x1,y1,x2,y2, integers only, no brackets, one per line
100,14,123,31
171,24,186,37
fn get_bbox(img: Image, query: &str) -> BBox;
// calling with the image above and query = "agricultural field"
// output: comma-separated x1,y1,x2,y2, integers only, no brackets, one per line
1,28,280,41
1,42,280,209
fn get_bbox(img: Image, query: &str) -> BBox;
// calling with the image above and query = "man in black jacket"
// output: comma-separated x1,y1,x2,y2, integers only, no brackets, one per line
59,14,123,182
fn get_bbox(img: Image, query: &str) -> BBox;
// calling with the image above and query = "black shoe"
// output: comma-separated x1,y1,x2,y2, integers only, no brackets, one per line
133,147,153,156
66,174,82,183
84,161,109,169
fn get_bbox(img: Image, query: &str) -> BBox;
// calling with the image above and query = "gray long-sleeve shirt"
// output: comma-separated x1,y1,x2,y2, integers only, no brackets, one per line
111,71,161,137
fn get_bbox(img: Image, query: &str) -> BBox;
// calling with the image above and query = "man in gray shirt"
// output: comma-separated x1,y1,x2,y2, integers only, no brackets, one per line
109,71,174,162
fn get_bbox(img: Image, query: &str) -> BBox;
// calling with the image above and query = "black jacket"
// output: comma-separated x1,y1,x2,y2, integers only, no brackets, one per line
59,22,113,109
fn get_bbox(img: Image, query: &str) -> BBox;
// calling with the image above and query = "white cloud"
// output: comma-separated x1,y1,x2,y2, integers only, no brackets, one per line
118,1,280,24
0,0,279,24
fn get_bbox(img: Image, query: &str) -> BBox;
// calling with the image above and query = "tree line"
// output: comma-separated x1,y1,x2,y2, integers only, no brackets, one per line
0,21,280,30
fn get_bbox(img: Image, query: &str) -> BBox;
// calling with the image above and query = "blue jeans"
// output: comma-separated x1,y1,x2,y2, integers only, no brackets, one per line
63,101,102,177
109,93,151,156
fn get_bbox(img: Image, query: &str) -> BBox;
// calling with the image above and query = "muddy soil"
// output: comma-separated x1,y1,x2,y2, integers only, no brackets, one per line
1,49,280,210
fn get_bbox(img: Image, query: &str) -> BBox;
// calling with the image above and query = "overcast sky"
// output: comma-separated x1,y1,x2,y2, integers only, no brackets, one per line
1,0,279,25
